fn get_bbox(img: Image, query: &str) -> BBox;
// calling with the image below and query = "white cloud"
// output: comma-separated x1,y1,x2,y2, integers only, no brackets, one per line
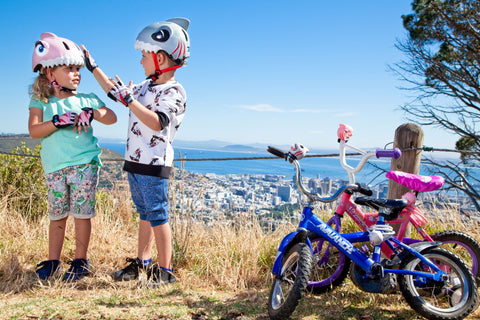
237,104,329,114
238,104,284,112
292,108,327,113
334,112,357,117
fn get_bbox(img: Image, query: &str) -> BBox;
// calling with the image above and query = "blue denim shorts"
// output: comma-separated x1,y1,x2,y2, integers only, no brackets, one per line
127,172,169,227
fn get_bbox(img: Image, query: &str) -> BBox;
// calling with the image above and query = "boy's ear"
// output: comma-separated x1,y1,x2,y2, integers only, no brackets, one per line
156,51,166,64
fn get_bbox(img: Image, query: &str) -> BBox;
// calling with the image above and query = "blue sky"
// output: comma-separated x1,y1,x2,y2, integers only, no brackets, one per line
0,0,460,151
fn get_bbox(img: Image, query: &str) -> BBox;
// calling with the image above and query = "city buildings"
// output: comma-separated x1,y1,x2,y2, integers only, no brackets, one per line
169,167,479,225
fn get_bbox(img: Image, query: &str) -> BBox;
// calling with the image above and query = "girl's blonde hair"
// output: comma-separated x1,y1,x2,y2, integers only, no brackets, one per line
29,67,55,103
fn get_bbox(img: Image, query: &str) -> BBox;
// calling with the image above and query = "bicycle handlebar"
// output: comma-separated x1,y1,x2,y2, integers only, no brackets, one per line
267,146,288,160
340,141,402,184
267,139,399,200
267,146,359,203
357,185,373,197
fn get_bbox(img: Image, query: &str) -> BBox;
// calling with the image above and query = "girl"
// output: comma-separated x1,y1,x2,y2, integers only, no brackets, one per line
28,32,117,282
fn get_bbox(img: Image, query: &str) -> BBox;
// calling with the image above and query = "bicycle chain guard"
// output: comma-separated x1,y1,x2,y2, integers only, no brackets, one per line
349,262,397,294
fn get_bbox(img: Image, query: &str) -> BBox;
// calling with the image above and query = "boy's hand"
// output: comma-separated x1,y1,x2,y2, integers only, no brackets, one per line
81,45,97,72
108,76,134,106
52,112,77,128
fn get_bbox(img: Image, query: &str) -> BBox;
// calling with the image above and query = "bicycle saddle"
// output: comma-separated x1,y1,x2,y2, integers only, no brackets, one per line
354,196,408,221
386,170,444,192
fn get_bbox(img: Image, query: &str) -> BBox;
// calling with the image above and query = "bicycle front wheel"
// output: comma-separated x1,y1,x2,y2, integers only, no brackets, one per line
307,236,351,294
398,247,479,320
268,242,312,320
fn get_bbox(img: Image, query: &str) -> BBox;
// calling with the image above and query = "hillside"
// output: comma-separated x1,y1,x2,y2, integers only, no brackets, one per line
0,134,123,159
0,134,40,153
0,134,125,189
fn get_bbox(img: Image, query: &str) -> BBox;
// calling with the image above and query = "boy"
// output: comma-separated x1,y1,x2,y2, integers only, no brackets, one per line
82,17,190,285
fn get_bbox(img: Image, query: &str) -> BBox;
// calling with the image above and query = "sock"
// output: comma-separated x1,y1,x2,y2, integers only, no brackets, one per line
160,266,173,273
140,258,151,267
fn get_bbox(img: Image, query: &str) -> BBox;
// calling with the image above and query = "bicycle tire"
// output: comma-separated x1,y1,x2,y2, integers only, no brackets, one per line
268,242,312,320
306,236,351,294
430,230,480,284
398,247,479,320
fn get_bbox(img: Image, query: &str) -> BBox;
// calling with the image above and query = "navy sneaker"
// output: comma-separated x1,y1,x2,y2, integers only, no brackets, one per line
146,265,176,287
35,260,61,280
62,258,91,282
113,257,150,281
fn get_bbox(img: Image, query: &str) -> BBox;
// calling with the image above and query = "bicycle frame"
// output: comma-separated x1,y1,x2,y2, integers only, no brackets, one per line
272,202,447,283
335,191,432,244
335,137,436,250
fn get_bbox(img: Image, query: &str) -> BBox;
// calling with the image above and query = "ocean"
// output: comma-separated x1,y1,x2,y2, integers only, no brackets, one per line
99,142,418,184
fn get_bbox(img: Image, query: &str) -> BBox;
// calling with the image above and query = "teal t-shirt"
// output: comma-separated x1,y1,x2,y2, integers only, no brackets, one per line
29,93,105,174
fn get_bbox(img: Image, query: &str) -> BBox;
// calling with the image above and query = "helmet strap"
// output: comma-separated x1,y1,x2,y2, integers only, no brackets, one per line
147,51,181,81
46,68,75,92
50,80,74,92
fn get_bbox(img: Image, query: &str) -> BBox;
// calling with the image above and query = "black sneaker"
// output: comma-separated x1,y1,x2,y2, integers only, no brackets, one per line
113,257,148,281
146,265,177,287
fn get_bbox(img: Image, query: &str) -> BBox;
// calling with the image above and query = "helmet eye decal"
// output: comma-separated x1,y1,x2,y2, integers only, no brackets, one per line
32,32,85,73
34,41,48,57
152,29,170,43
134,18,190,70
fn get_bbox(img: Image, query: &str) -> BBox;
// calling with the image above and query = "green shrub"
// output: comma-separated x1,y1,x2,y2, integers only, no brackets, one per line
0,143,47,219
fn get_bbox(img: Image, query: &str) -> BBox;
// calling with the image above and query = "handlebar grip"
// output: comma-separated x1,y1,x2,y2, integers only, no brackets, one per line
267,146,287,159
357,185,373,196
375,148,402,160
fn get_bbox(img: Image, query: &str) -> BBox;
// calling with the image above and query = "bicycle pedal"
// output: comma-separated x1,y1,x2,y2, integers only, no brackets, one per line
380,273,397,294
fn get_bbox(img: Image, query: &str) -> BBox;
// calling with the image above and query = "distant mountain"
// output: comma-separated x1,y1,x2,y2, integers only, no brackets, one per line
223,144,258,152
174,139,232,149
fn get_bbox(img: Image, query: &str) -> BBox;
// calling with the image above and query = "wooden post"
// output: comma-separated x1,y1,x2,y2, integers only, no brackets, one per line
387,123,424,236
387,123,424,198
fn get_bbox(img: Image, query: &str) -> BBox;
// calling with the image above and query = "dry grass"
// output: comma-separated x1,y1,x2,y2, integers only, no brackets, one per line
1,178,480,319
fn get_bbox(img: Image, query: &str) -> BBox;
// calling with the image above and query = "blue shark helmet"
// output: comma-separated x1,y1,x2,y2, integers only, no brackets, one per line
135,18,190,66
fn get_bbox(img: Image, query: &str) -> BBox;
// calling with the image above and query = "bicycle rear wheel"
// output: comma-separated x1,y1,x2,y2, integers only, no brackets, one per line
306,236,351,294
430,230,480,284
398,247,478,320
268,242,312,320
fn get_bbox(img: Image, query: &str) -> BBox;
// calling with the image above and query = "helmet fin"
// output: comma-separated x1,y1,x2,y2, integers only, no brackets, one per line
167,17,190,31
135,18,190,68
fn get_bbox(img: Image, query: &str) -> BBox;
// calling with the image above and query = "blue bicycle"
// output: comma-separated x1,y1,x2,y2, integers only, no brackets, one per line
266,146,478,320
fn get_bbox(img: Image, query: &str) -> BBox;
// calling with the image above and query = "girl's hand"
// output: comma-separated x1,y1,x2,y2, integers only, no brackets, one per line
52,112,77,128
73,108,94,134
81,45,98,73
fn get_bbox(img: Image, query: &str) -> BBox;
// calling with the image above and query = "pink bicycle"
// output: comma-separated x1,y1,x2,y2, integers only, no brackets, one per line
307,124,480,294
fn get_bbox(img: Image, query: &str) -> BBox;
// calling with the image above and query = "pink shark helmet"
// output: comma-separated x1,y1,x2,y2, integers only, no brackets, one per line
134,18,190,66
32,32,85,72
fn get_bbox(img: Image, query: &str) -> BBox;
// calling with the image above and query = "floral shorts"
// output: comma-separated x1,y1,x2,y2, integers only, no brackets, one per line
45,163,99,220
